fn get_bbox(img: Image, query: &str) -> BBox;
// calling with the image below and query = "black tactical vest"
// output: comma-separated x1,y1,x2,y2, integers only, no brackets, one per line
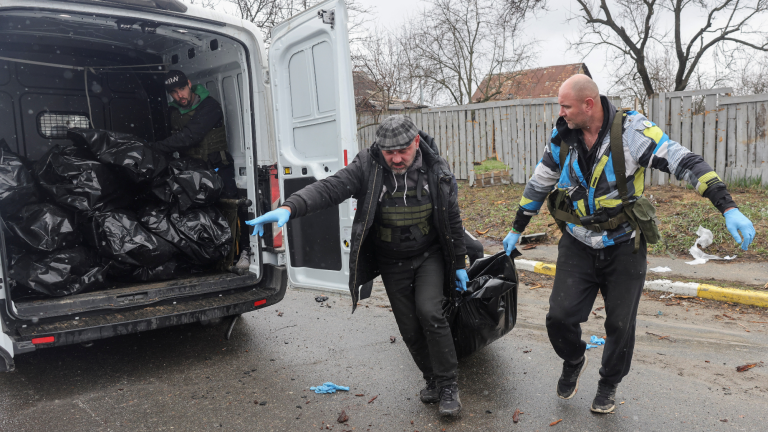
373,170,436,253
170,107,228,161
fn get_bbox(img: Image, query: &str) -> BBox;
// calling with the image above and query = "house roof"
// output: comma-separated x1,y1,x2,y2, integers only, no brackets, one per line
353,71,428,111
471,63,592,102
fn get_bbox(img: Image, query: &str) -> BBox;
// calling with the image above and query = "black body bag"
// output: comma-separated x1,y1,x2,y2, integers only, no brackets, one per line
443,249,520,359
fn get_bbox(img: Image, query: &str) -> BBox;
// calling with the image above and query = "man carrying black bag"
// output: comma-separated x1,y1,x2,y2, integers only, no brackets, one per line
246,115,468,417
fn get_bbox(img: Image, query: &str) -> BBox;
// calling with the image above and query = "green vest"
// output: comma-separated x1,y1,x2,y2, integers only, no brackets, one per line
374,173,435,250
170,107,228,161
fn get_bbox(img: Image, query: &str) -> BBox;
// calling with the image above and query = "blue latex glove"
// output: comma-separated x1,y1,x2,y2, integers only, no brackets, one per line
309,382,349,394
590,335,605,345
503,231,520,256
246,208,291,237
724,208,755,251
585,344,599,350
455,269,469,292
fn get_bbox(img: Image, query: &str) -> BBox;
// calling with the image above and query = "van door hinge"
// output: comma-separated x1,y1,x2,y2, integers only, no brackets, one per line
317,9,335,29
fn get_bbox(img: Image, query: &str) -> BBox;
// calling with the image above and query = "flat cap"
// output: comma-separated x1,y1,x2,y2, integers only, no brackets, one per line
375,115,419,150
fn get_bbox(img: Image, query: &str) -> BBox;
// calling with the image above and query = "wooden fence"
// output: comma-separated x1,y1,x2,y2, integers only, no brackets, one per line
358,90,768,186
647,88,768,186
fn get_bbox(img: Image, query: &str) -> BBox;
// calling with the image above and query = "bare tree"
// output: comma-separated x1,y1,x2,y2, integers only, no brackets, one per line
402,0,545,106
186,0,219,7
571,0,768,99
226,0,372,42
353,27,418,114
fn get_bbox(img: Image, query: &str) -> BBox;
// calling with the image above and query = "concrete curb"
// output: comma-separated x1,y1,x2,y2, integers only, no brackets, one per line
515,258,768,308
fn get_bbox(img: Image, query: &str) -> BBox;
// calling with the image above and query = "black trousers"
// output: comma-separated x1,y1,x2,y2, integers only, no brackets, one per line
546,233,647,385
377,245,458,387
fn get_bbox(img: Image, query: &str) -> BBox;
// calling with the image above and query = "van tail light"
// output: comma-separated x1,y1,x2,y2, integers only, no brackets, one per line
254,299,267,307
269,165,283,248
31,336,55,345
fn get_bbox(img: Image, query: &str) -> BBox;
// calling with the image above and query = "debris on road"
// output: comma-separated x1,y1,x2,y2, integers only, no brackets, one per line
736,362,763,372
522,244,537,250
390,336,397,343
523,349,531,353
649,266,672,273
277,311,284,317
512,409,522,423
646,332,675,342
476,228,490,235
549,419,563,426
315,295,329,303
310,383,349,394
529,283,543,290
355,394,364,397
686,226,736,265
337,410,349,423
368,395,378,404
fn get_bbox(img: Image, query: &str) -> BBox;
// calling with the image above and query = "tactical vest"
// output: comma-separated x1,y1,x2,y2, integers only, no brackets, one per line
170,107,229,162
546,110,660,251
374,171,436,251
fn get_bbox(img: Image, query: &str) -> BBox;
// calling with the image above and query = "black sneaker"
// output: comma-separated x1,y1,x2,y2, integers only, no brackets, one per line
438,384,462,417
590,379,618,413
420,380,440,403
557,354,588,399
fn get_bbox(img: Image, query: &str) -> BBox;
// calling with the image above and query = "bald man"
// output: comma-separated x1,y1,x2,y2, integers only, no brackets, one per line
503,75,755,413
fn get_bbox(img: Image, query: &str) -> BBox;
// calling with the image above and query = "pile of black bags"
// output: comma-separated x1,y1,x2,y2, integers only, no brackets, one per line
0,130,232,299
444,250,520,359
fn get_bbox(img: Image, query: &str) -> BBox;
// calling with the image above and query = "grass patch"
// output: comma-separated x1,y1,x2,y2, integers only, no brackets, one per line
474,157,510,174
458,182,768,260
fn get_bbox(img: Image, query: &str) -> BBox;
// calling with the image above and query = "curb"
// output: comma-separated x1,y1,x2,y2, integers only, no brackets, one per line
515,258,768,308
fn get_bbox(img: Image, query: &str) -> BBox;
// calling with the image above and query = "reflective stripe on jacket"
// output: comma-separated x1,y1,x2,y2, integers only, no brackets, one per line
514,98,735,250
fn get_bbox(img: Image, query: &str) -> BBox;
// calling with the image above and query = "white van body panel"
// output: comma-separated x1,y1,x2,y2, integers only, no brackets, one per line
269,0,358,293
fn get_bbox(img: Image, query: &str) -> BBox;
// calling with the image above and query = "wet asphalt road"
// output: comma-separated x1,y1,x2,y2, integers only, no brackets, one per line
1,275,767,432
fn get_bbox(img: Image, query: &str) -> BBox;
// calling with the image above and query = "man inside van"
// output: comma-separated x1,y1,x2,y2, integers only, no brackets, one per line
246,115,468,418
152,69,246,270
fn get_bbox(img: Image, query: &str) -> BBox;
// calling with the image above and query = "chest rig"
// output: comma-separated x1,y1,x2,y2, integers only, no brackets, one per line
170,107,229,162
374,169,435,250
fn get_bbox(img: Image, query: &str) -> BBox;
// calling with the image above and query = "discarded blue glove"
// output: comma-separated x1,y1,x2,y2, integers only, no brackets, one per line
455,269,469,292
590,335,605,345
585,344,599,350
246,208,291,237
724,208,755,251
503,231,520,256
310,382,349,394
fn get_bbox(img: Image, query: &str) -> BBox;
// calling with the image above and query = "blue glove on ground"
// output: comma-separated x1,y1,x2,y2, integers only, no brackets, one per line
246,208,291,237
590,335,605,345
503,231,520,256
310,382,349,394
724,208,755,251
455,269,469,292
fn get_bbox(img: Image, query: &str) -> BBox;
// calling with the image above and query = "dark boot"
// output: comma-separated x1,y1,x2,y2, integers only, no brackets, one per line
590,378,618,413
419,380,440,403
557,354,588,399
438,384,462,417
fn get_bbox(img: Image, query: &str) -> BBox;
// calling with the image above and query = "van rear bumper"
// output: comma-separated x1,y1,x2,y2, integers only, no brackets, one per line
9,264,286,356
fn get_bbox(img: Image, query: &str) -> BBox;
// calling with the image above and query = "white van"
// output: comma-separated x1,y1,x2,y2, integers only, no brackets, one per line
0,0,358,371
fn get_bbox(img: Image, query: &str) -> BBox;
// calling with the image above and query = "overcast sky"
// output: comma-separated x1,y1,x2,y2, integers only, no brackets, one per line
355,0,615,94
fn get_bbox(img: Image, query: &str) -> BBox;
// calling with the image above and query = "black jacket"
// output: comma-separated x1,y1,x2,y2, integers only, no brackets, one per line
154,96,225,153
284,131,467,312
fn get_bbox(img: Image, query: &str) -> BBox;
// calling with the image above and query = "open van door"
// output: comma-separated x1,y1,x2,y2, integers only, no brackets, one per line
269,0,358,293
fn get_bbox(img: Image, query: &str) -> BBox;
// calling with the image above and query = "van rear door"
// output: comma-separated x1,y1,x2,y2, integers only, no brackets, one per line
268,0,357,293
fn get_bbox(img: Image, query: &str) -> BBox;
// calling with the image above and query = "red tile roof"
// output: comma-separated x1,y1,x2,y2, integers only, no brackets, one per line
471,63,591,102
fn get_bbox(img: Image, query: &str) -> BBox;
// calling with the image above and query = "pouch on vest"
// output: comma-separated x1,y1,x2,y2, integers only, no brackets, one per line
629,196,660,244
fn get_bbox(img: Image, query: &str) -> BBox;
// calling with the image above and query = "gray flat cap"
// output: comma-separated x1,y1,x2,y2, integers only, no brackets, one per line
375,115,419,150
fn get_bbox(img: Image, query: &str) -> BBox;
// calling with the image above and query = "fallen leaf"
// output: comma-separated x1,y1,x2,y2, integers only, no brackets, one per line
620,401,625,404
592,311,597,315
749,321,768,324
512,409,521,423
355,394,365,397
390,336,397,343
476,228,490,235
722,313,735,320
737,323,750,332
337,410,349,423
494,200,506,205
736,363,757,372
523,350,531,353
549,419,563,426
368,395,378,404
720,419,728,423
529,283,543,290
522,244,537,250
595,307,605,311
277,312,283,317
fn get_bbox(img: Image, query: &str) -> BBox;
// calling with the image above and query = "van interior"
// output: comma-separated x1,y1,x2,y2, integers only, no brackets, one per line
0,10,268,321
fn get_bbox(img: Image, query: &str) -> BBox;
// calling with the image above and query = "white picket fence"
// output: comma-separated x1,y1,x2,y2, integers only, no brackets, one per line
358,90,768,186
